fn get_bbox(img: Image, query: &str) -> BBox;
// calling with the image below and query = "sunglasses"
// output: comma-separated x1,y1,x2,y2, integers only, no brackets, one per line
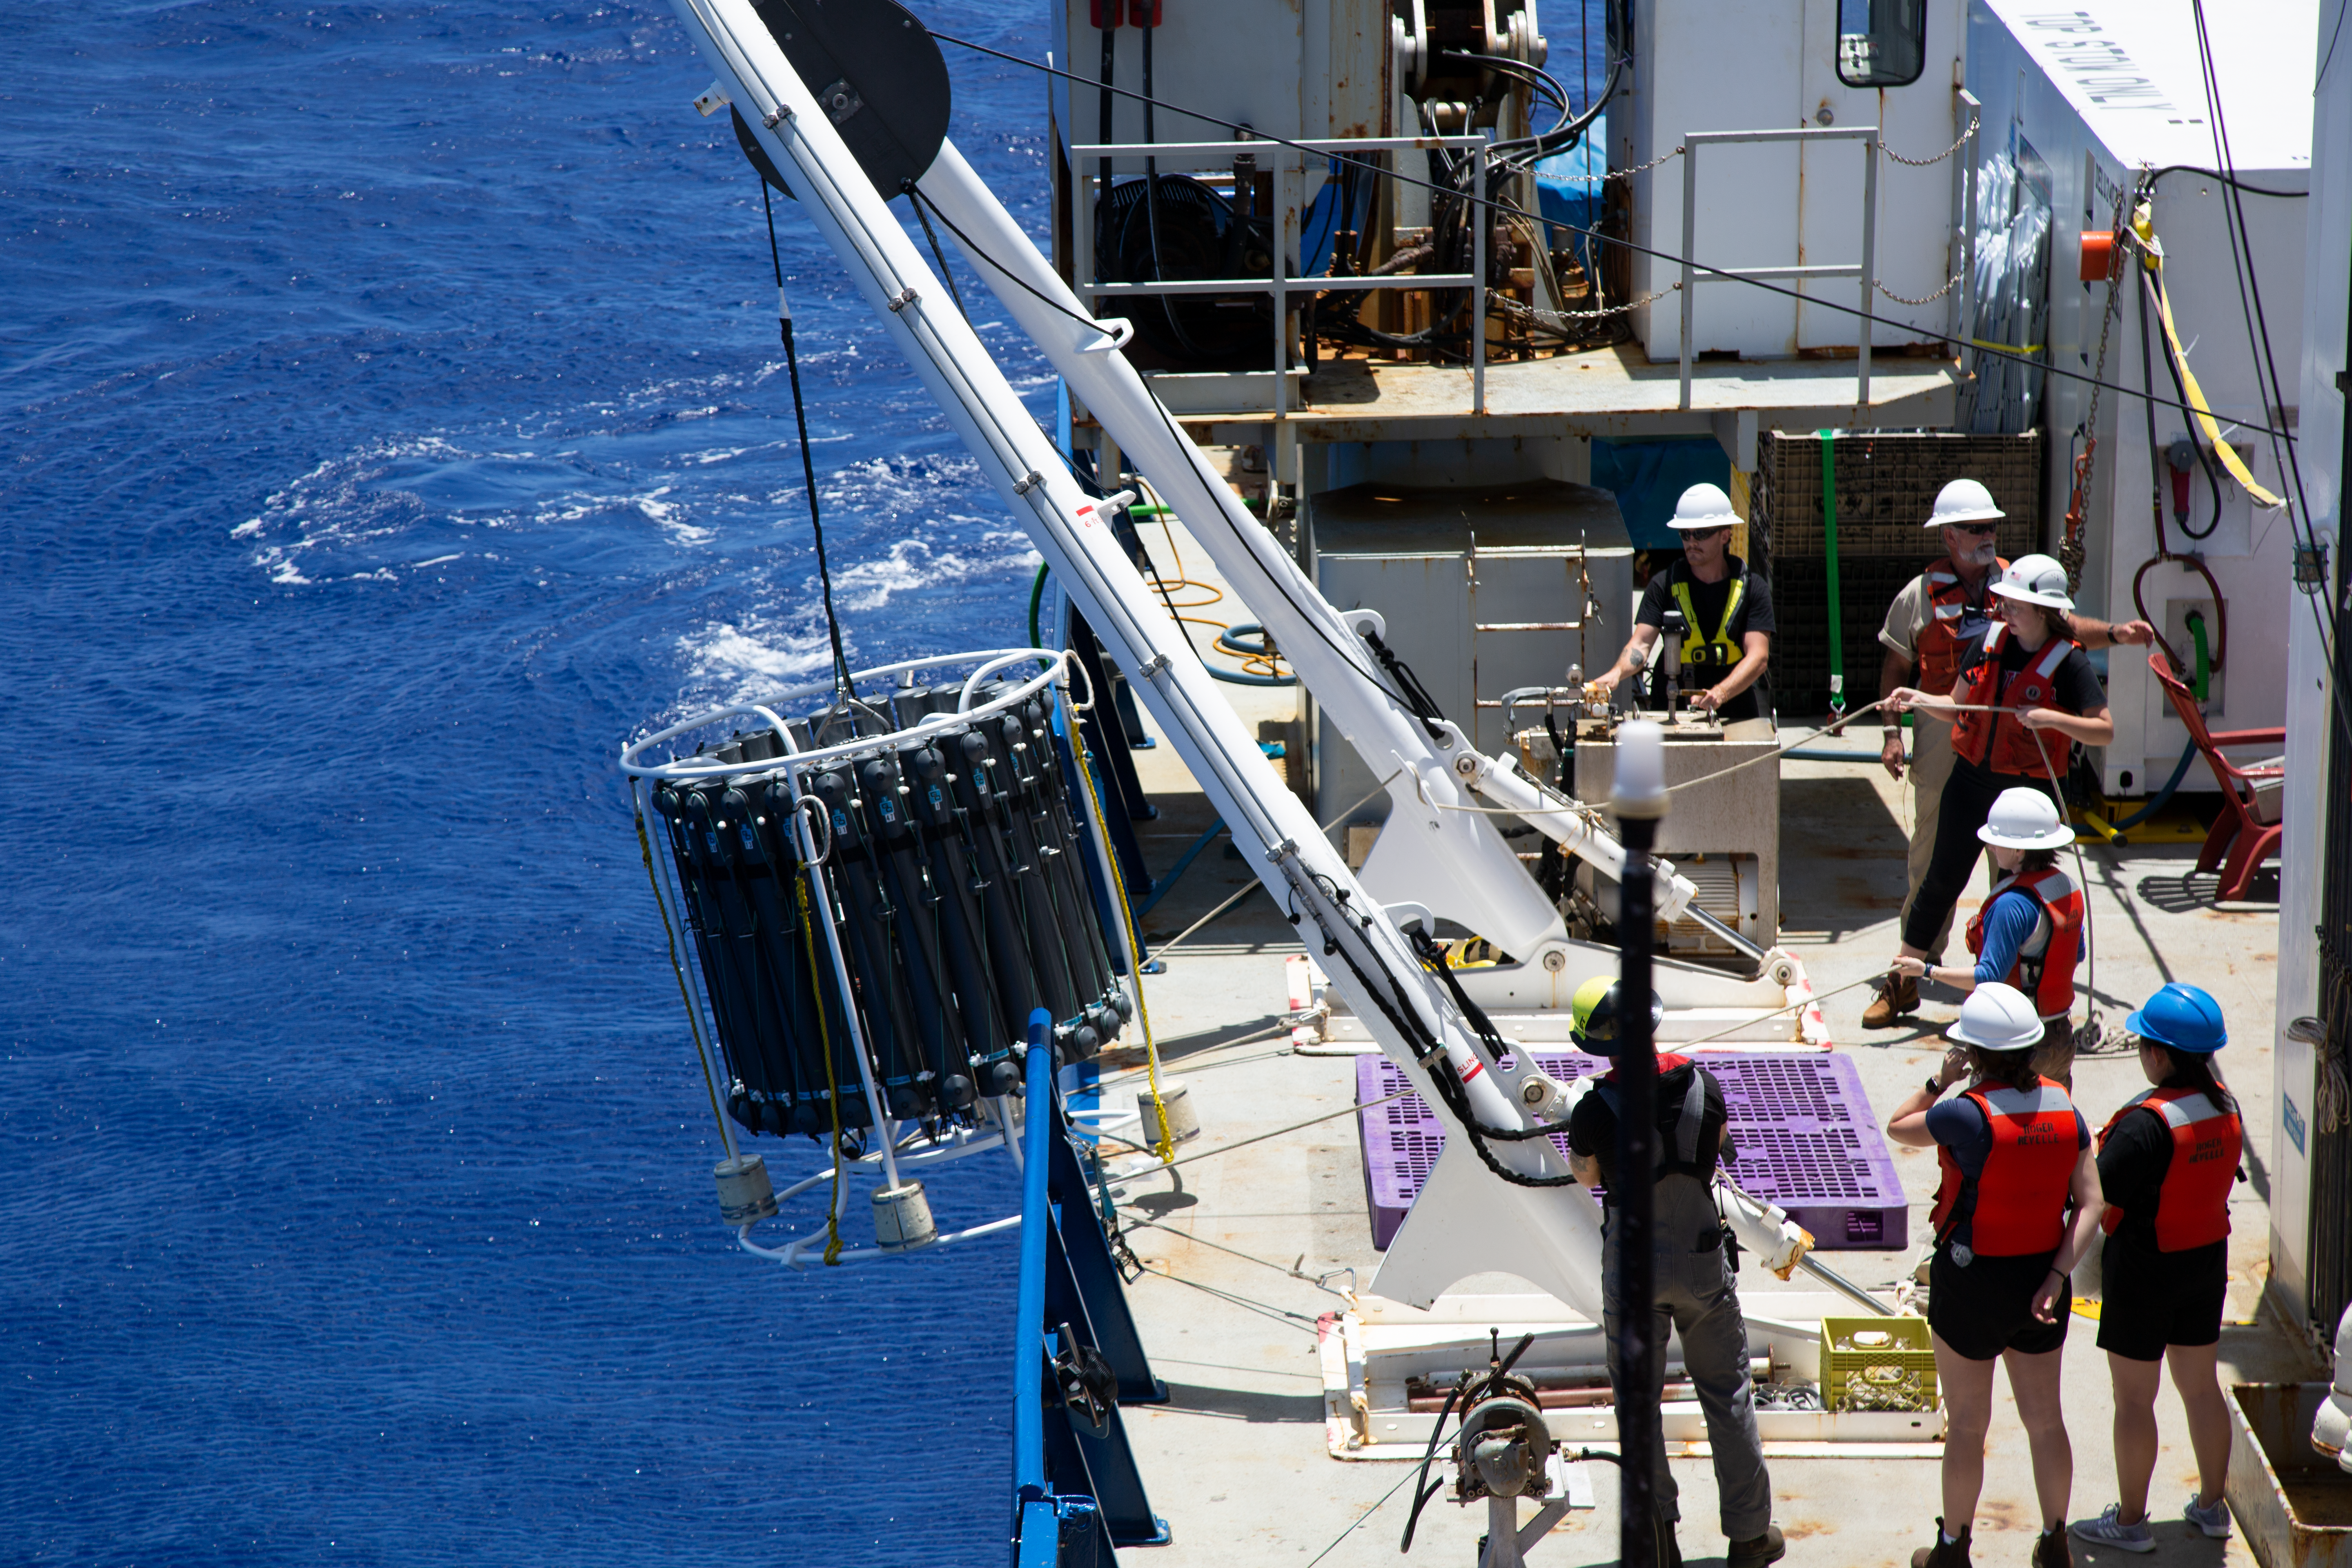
1952,523,2000,536
1681,526,1731,542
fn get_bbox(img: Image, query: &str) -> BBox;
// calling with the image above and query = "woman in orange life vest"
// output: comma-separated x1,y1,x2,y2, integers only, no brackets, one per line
1887,983,2105,1568
1885,555,2111,1044
2068,984,2243,1555
1887,789,2084,1089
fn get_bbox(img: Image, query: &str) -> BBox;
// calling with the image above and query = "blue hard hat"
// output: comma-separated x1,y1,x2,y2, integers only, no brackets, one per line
2125,983,2227,1054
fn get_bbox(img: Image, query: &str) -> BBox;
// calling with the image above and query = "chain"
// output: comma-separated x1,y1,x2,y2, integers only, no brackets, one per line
1501,286,1672,332
2061,174,2139,591
1876,268,1964,307
1523,143,1682,183
1882,113,1980,168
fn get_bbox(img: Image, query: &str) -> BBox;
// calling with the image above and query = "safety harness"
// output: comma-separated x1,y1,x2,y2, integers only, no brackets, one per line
1668,571,1747,670
1594,1053,1721,1185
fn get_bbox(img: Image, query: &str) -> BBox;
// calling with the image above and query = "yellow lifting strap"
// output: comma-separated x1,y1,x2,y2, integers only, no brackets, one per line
2136,209,2285,510
1669,575,1746,668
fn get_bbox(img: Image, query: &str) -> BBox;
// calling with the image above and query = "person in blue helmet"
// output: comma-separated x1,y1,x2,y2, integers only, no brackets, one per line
1564,978,1784,1568
2070,984,2244,1554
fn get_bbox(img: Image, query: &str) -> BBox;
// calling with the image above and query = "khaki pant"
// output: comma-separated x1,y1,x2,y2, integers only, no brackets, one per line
1900,719,1957,962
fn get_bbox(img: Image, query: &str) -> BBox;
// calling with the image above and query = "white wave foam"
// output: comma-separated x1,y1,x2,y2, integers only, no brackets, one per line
831,531,1042,611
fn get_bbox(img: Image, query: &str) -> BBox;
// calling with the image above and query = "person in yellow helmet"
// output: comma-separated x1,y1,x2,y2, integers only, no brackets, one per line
1564,980,1784,1568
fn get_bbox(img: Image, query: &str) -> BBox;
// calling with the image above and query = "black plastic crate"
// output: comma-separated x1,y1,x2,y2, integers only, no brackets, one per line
1767,556,1921,717
1752,431,2044,565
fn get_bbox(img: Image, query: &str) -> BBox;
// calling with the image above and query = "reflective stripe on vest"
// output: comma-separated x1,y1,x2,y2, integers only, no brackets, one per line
1928,1078,2080,1256
1914,556,2005,695
1669,575,1746,669
2096,1087,2243,1251
1963,867,2084,1020
1952,623,2082,775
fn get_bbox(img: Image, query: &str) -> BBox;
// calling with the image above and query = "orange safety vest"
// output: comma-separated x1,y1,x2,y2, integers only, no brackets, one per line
1914,556,2007,695
1929,1078,2081,1256
1964,867,2085,1020
2096,1087,2242,1252
1952,622,2086,776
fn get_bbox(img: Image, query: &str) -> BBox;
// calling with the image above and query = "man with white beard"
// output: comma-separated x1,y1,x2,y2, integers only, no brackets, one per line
1862,479,2152,1029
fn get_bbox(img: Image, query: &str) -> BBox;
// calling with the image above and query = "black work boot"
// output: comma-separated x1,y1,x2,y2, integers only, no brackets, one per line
1728,1523,1786,1564
1911,1517,1971,1568
2031,1526,2071,1568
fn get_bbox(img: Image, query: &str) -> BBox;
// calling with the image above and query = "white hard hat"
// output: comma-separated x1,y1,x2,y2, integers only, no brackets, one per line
1989,553,2075,611
1926,477,2005,528
1948,982,2047,1052
1669,483,1740,530
1977,787,2075,850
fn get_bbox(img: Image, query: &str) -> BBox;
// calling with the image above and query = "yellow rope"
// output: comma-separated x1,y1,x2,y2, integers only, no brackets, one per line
1065,692,1175,1162
793,872,848,1265
630,780,732,1146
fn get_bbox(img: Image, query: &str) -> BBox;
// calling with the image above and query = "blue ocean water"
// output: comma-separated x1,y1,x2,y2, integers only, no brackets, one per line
1,4,1051,1563
2,4,1610,1561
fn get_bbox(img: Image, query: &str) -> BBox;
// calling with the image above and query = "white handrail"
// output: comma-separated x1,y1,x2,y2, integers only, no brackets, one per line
620,646,1074,781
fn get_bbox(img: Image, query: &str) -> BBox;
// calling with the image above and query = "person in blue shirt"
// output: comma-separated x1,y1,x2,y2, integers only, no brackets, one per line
1890,788,2085,1089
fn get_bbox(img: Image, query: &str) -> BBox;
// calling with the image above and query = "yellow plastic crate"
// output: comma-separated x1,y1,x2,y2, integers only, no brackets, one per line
1820,1316,1939,1413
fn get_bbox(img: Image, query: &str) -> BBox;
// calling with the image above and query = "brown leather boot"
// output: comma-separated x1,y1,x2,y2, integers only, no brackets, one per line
1910,1518,1971,1568
1864,973,1920,1028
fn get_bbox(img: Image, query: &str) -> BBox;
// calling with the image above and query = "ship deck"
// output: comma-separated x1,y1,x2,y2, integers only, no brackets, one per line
1084,511,2315,1567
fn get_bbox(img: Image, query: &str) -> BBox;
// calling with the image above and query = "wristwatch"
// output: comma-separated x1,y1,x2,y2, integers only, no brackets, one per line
1924,1075,1945,1098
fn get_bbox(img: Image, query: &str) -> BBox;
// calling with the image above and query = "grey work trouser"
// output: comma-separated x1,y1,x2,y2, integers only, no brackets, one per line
1601,1174,1772,1541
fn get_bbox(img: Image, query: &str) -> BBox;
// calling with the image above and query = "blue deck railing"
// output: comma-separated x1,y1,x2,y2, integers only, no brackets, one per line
1010,1008,1169,1567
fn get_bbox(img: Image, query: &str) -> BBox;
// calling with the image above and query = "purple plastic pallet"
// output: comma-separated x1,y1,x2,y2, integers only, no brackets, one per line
1357,1051,1909,1252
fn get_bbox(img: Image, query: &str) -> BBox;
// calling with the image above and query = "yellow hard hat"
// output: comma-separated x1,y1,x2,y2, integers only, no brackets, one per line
1571,979,1665,1054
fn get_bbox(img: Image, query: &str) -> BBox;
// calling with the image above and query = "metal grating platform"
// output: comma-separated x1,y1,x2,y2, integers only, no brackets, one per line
1356,1052,1908,1252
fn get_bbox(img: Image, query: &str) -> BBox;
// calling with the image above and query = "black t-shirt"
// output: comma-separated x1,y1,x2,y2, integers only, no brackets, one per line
1565,1059,1733,1201
1964,633,2108,716
1635,559,1776,722
2096,1103,2173,1252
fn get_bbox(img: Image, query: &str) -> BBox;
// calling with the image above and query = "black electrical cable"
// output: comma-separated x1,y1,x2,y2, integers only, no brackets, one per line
2189,0,2349,740
929,28,2298,443
2141,270,2223,543
902,182,1123,341
905,191,968,321
1137,18,1212,362
760,179,853,693
2145,165,2307,199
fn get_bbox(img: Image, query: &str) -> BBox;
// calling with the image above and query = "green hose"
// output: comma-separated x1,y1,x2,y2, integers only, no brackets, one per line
1820,430,1845,714
2186,609,2211,703
1028,561,1049,650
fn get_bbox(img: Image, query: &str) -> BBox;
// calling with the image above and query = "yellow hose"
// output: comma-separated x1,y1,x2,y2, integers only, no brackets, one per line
1065,692,1175,1162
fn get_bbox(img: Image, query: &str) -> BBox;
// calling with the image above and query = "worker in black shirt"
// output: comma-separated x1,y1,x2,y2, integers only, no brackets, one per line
1564,977,1784,1568
2070,984,2242,1553
1588,483,1777,739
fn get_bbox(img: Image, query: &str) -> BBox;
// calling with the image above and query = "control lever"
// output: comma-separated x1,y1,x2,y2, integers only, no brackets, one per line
1659,607,1686,718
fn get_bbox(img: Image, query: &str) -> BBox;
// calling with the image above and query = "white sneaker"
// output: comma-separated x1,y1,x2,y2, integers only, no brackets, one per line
2183,1494,2232,1539
2069,1504,2155,1554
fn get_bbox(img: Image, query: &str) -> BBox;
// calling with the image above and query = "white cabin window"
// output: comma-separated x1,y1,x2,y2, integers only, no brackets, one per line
1836,0,1927,88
